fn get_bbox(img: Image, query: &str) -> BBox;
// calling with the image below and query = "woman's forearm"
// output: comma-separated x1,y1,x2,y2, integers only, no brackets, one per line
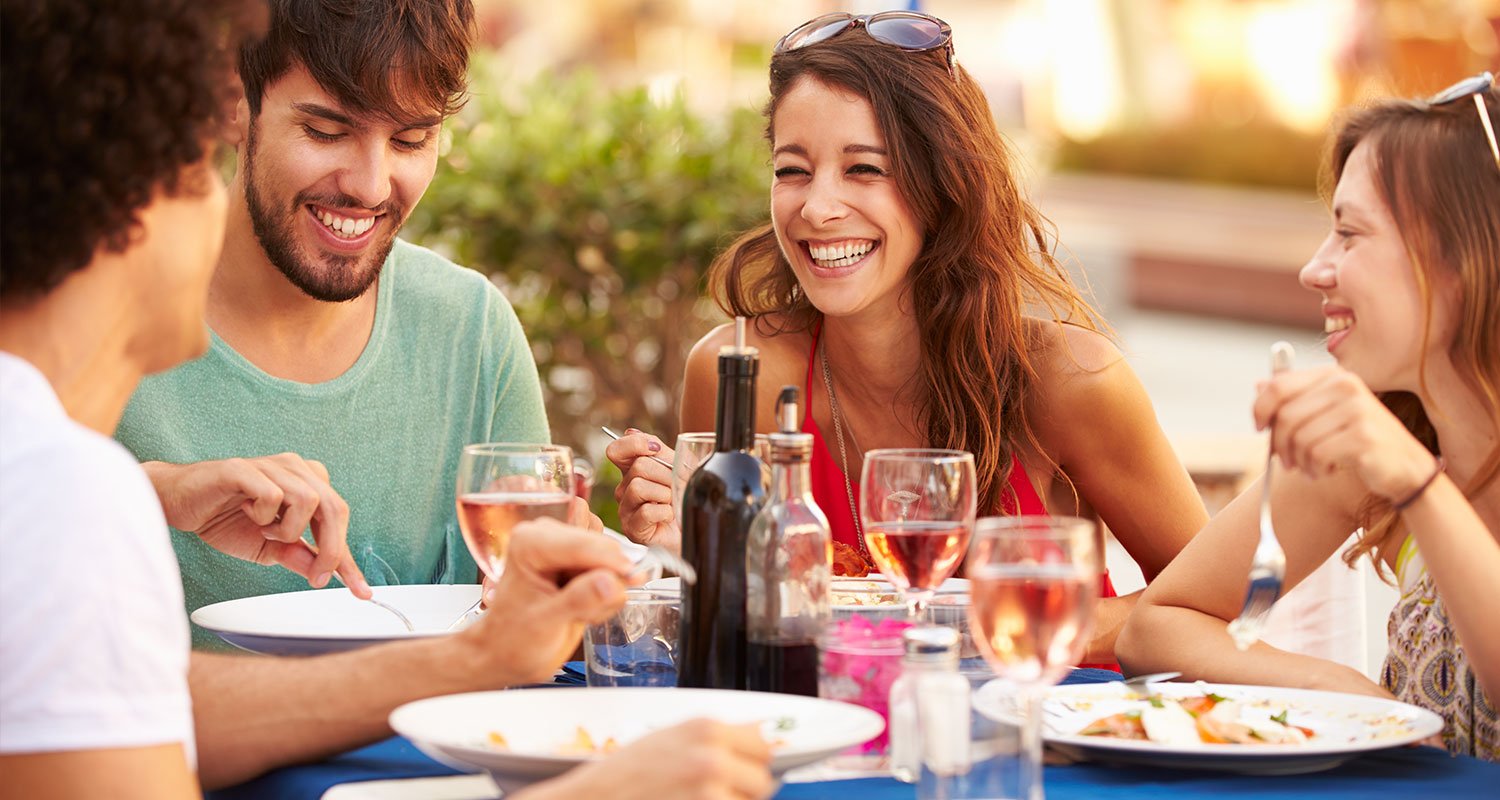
1084,592,1136,664
1117,602,1387,697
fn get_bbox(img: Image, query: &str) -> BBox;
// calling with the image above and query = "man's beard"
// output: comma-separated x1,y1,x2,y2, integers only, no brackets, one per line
243,125,401,303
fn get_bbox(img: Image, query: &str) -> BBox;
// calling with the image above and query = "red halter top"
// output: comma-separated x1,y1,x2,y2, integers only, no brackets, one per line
801,324,1120,670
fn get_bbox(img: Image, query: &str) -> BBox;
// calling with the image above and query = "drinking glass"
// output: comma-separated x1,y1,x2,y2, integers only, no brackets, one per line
669,432,771,522
968,516,1097,800
585,589,680,686
455,443,574,581
572,457,596,502
858,449,976,619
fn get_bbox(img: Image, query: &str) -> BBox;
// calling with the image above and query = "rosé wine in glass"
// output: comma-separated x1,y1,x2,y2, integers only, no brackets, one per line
455,443,573,581
863,521,969,594
457,490,574,581
858,449,976,619
968,515,1097,800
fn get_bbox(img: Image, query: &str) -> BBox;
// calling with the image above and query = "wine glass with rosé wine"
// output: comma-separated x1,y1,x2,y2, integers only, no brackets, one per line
968,516,1097,800
858,449,976,620
455,443,575,581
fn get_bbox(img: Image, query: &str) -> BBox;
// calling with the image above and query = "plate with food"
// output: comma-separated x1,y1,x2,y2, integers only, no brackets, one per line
973,679,1443,775
389,687,887,792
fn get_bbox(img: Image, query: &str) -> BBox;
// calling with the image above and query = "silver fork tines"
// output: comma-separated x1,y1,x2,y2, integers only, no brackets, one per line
368,597,416,632
1227,341,1295,651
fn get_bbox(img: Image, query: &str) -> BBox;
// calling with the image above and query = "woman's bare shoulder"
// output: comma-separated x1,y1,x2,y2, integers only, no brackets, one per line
1023,318,1125,384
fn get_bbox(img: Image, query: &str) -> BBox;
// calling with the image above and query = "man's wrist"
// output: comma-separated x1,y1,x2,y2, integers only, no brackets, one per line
139,461,182,505
448,622,519,691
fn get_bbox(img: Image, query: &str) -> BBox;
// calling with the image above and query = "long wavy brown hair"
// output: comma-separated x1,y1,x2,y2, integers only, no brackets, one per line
708,28,1104,515
1331,84,1500,576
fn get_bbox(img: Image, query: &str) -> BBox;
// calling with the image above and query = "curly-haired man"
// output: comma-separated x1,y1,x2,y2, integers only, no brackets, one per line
0,0,255,791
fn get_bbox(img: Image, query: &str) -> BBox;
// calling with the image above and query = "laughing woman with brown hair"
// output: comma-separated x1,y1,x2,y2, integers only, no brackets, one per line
609,11,1207,667
1121,75,1500,760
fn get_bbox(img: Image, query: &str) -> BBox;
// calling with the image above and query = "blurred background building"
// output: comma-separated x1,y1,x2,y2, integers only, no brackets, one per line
404,0,1500,678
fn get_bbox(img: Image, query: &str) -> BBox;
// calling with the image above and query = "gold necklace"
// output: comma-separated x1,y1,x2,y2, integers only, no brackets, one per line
819,338,872,563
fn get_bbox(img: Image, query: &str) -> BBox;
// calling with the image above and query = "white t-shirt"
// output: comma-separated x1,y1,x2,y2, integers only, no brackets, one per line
0,352,195,767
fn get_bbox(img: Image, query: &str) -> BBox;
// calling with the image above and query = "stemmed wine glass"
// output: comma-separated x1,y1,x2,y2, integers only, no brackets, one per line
454,443,574,582
968,516,1097,800
858,449,976,619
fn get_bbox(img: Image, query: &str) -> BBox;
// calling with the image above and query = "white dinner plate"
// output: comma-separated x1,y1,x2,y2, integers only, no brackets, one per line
191,583,482,656
973,679,1443,775
193,531,650,656
389,687,887,792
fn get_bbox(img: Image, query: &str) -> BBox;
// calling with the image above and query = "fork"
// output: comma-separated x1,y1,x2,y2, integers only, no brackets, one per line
1226,341,1295,651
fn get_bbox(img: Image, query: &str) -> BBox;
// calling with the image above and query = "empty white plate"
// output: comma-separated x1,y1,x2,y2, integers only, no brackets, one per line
191,583,482,656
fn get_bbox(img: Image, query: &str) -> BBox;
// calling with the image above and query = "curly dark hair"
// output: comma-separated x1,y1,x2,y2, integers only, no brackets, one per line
1,0,264,303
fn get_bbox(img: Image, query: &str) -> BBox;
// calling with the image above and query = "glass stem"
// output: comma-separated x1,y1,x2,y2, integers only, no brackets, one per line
1019,687,1044,800
907,594,926,622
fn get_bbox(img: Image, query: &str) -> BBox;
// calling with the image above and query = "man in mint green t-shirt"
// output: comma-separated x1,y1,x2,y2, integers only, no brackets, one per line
114,0,547,647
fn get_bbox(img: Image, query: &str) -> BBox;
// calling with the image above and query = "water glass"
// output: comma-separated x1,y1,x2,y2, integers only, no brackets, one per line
584,589,679,687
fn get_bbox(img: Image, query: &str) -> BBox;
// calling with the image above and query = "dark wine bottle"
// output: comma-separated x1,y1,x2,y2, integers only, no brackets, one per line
746,386,831,696
678,318,766,690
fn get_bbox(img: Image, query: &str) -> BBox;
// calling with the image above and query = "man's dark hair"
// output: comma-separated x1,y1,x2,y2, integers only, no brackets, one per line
239,0,475,125
0,0,263,303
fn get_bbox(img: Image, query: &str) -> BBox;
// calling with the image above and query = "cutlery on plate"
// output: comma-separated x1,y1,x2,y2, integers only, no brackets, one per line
600,426,672,469
1226,341,1294,651
368,597,416,632
1122,671,1182,689
327,572,417,632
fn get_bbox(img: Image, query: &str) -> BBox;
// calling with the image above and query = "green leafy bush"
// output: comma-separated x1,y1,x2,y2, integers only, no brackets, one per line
403,64,771,521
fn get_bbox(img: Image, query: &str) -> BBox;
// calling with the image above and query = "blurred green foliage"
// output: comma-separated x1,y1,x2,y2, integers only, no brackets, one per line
403,63,771,524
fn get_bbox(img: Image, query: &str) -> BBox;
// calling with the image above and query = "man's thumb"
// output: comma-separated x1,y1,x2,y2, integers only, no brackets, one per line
545,568,627,626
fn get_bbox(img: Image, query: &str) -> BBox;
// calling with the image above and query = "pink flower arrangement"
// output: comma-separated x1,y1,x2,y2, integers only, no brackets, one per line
818,615,912,753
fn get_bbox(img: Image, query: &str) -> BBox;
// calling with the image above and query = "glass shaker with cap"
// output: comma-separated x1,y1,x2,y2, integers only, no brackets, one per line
889,625,971,784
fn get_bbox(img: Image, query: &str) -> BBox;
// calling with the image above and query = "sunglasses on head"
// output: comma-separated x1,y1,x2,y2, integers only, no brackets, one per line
1426,71,1499,168
774,11,955,75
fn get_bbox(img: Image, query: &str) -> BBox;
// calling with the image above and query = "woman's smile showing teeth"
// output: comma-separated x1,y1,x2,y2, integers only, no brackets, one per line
806,238,878,270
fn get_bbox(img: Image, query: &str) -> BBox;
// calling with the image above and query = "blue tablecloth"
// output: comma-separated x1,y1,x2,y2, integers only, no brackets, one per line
210,667,1500,799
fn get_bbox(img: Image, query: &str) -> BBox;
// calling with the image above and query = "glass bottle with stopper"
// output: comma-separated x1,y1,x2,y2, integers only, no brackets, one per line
747,385,832,696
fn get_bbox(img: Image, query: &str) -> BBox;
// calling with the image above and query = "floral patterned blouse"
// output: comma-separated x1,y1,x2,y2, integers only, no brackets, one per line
1380,535,1498,760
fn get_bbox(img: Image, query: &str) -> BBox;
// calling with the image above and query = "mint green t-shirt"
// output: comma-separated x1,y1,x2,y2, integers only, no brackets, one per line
117,239,548,647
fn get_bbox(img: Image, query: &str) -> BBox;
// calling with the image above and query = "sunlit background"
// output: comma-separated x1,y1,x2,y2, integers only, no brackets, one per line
403,0,1500,677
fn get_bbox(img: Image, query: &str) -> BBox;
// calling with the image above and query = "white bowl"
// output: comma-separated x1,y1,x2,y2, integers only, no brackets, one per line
389,687,886,792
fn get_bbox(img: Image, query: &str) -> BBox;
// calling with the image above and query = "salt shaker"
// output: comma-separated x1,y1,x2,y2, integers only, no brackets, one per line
889,626,970,784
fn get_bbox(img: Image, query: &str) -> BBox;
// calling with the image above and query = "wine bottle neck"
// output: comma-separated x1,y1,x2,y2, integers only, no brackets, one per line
714,354,758,452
